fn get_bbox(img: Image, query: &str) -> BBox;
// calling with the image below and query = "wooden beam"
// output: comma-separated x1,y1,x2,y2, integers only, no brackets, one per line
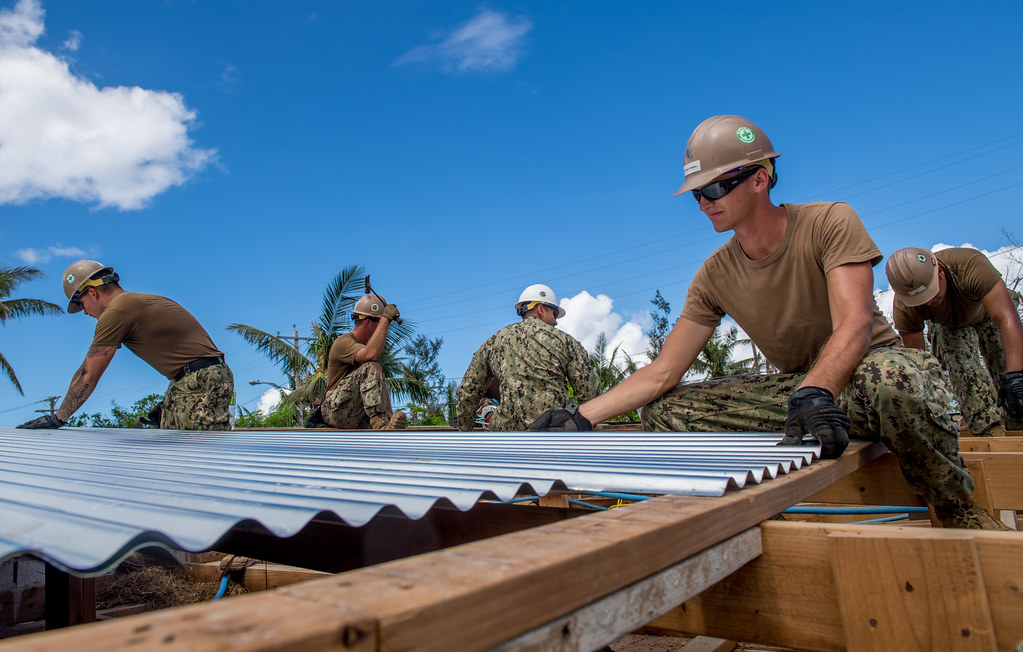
959,437,1023,453
648,521,1023,652
491,528,761,652
0,441,888,651
830,532,996,651
184,561,330,592
962,452,1023,510
806,452,924,506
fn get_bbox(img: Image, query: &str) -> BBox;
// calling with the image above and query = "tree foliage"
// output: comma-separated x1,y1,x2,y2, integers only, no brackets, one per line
587,332,639,422
66,393,165,428
644,290,672,362
1,263,64,394
688,326,753,378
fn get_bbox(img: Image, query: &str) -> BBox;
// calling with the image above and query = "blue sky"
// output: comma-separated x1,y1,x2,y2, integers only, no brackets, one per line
2,0,1022,425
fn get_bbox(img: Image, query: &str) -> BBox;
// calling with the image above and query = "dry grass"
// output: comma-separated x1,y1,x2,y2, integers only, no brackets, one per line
98,566,246,611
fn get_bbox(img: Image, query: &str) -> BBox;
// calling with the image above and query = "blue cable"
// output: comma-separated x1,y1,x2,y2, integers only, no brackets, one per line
213,575,229,601
850,514,911,524
783,505,928,515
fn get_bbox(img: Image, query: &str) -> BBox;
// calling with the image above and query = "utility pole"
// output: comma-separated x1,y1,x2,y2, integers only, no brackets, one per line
276,324,316,391
35,396,61,417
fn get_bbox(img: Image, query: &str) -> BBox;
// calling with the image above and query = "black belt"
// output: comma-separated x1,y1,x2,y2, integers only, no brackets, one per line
173,355,225,382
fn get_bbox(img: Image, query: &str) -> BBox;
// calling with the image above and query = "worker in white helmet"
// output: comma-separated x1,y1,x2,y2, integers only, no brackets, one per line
456,284,598,430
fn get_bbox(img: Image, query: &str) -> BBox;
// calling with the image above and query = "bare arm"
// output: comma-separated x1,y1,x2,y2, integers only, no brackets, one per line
982,283,1023,371
579,318,714,424
55,346,116,422
800,262,875,395
900,331,926,349
354,319,391,363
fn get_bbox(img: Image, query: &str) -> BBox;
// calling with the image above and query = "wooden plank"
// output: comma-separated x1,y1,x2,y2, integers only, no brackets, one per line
806,452,925,506
959,437,1023,453
648,521,1023,652
0,441,887,651
962,452,1023,510
0,592,376,651
830,532,996,651
184,561,330,592
537,493,570,508
491,528,761,652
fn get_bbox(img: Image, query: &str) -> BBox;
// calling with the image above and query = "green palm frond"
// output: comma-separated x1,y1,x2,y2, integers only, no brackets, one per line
0,264,46,297
0,351,24,395
0,297,64,323
226,323,313,380
318,264,366,338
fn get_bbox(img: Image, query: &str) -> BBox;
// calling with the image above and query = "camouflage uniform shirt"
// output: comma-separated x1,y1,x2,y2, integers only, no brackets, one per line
457,318,598,430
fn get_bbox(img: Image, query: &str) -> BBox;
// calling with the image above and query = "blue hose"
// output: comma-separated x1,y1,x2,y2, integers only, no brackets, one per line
783,505,928,514
850,514,911,524
213,575,229,601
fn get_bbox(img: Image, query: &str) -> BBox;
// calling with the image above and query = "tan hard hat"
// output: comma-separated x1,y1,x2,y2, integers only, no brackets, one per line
886,248,940,307
673,115,782,196
62,260,116,314
352,294,385,319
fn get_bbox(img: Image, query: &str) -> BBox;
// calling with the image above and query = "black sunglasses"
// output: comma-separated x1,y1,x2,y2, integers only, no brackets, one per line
691,166,760,202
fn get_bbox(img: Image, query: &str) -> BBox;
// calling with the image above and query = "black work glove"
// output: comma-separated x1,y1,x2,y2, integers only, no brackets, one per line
138,401,164,427
999,370,1023,420
528,404,592,431
17,414,66,430
779,387,850,459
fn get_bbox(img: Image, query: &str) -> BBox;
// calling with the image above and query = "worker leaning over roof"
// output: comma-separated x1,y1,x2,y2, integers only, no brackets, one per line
17,260,234,431
529,115,1008,530
456,284,598,431
317,295,407,430
887,247,1023,436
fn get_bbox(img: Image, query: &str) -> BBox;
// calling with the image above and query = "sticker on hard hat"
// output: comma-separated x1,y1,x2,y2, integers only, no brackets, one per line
539,291,547,298
736,127,756,144
683,161,701,175
371,303,380,311
66,273,75,284
916,254,927,263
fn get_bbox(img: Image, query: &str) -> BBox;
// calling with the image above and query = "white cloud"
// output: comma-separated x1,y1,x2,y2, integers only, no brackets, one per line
257,387,288,415
61,28,79,51
0,0,215,210
874,242,1023,324
558,291,652,368
393,9,531,73
13,243,87,264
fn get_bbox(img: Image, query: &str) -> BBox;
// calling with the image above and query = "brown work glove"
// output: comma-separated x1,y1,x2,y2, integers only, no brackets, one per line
382,304,400,322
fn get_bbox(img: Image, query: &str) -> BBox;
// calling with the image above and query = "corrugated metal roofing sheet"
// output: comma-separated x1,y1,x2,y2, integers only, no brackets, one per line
0,426,819,575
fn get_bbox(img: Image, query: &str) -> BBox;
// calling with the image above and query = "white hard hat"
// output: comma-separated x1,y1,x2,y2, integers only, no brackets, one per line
515,284,566,318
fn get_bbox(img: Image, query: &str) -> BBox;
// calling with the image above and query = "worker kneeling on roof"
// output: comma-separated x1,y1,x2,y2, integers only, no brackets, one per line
887,247,1023,437
318,295,407,430
530,115,1009,530
18,260,234,431
456,284,598,431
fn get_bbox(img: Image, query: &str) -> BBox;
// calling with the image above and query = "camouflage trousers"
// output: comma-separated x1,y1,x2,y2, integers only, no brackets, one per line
930,317,1023,432
161,363,234,430
641,345,974,511
322,362,388,429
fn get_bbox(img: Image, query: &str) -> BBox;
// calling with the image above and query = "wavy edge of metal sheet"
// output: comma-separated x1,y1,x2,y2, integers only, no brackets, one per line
0,426,819,575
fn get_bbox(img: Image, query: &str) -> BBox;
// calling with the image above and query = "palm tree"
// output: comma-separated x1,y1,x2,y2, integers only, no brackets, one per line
589,332,638,393
1,263,64,394
688,326,753,379
227,265,430,413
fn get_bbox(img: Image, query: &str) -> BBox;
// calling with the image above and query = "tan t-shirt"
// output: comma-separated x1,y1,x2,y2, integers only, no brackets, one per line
681,202,899,373
324,333,364,391
91,292,223,379
892,248,1003,333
